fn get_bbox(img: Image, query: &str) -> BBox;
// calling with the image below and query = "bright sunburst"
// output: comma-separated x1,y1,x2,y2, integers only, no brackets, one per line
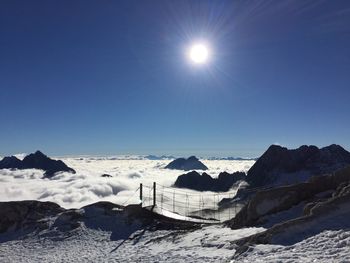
188,43,209,64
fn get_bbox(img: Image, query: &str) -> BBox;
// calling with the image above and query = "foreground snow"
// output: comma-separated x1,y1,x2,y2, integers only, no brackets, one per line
1,224,349,262
234,229,350,263
1,198,350,263
0,224,264,263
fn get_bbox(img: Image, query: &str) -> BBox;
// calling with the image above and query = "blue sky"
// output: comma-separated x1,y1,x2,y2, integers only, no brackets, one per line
1,0,350,157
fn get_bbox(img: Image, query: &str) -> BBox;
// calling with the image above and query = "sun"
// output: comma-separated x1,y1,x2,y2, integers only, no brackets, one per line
188,43,209,64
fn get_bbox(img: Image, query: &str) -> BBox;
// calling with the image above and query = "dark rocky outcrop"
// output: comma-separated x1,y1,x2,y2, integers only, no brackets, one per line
0,151,76,177
0,201,64,233
165,156,208,171
227,166,350,229
0,156,23,169
247,144,350,188
174,171,245,192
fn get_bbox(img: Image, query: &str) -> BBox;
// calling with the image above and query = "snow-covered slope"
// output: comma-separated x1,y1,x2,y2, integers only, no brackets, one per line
0,200,264,263
0,224,266,263
234,229,350,263
1,191,350,263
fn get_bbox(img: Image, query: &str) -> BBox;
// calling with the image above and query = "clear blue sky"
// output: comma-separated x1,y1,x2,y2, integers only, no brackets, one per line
1,0,350,157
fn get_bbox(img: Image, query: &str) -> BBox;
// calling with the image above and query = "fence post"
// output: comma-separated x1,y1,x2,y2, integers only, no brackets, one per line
228,193,231,220
186,194,189,218
213,194,216,220
217,194,220,221
153,182,156,207
139,183,143,205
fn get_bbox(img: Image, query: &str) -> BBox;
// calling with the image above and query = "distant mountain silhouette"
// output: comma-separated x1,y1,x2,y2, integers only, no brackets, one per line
0,156,23,169
0,151,76,177
174,170,245,192
165,156,208,171
247,144,350,188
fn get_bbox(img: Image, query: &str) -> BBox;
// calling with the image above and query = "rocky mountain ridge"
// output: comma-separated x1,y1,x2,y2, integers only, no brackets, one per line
0,151,76,177
174,171,245,192
246,144,350,188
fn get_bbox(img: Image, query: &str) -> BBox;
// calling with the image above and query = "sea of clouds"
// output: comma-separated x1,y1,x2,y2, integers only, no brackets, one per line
0,156,255,209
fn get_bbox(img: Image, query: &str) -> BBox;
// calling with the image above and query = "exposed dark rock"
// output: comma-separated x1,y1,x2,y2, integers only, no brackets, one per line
22,151,76,177
0,201,64,233
0,156,23,169
0,151,76,178
165,156,208,171
227,166,350,229
174,170,245,192
247,144,350,188
101,174,112,178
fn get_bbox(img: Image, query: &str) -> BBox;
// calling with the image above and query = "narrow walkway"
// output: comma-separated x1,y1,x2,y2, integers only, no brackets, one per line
143,205,220,224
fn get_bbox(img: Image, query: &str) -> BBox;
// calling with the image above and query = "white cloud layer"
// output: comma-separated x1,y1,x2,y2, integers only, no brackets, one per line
0,157,254,209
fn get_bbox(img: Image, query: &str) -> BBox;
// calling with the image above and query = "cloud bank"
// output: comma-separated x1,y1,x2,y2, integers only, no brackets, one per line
0,158,254,209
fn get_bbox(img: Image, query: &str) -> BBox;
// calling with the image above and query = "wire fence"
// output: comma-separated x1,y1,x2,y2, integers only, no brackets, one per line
117,182,272,222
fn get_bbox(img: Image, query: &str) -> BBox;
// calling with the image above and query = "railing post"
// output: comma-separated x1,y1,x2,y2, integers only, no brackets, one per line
140,183,143,205
228,194,231,220
153,182,156,207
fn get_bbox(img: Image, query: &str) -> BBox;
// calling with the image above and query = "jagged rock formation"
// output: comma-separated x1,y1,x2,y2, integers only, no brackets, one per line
174,171,245,192
0,151,76,177
233,179,350,257
247,144,350,188
165,156,208,171
227,166,350,230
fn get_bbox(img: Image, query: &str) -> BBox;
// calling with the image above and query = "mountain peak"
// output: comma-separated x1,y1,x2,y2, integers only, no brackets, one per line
0,151,75,177
32,151,47,158
247,144,350,188
165,156,208,171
